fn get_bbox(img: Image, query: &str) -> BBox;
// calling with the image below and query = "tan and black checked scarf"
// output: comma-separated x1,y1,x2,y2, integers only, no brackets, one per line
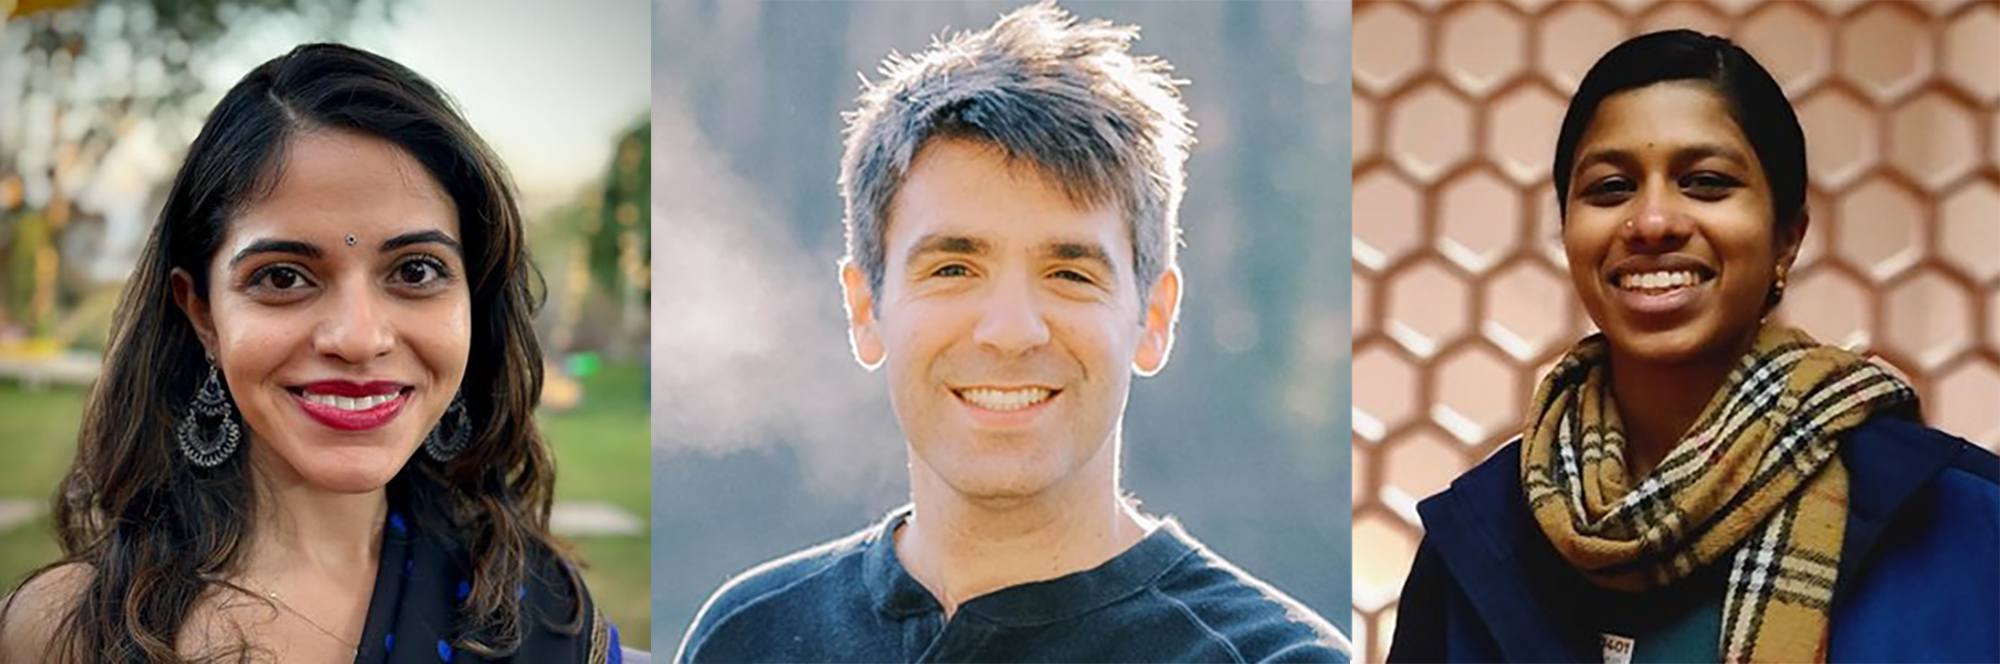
1521,324,1918,663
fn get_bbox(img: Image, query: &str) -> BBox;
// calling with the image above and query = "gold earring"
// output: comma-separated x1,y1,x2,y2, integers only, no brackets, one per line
1773,266,1788,300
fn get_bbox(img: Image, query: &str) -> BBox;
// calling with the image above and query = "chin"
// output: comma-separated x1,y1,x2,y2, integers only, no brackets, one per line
1603,322,1738,367
931,450,1072,502
288,448,416,494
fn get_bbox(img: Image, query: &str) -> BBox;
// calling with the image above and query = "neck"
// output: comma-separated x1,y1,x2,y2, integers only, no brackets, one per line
896,428,1154,619
1607,335,1753,479
240,445,386,583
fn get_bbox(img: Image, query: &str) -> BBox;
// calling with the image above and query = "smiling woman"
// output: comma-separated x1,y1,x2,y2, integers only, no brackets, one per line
1388,30,1998,664
0,44,617,663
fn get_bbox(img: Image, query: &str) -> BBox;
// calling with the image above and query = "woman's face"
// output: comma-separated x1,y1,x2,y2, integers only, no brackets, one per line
174,128,471,493
1562,81,1805,368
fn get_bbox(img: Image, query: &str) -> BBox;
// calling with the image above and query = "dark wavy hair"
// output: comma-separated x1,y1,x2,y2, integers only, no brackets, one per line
1552,29,1808,230
3,43,575,661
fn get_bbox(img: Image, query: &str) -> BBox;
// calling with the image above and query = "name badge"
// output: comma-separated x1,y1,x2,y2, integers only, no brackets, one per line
1601,633,1635,664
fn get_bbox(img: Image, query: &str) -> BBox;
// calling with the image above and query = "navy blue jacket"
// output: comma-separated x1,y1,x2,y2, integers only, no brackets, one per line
1388,417,2000,662
675,507,1350,663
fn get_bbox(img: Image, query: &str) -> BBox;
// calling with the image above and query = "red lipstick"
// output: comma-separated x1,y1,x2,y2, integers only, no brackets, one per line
289,380,411,431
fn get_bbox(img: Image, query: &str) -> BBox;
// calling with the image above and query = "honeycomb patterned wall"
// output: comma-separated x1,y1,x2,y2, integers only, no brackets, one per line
1349,0,2000,660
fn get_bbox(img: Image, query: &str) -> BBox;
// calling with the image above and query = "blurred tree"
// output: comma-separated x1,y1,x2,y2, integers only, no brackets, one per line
0,0,384,342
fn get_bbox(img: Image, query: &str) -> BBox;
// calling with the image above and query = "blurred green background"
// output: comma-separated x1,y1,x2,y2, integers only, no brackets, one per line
0,0,653,649
652,0,1353,649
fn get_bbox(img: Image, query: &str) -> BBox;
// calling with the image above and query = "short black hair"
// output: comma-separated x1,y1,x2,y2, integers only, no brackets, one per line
1552,29,1807,228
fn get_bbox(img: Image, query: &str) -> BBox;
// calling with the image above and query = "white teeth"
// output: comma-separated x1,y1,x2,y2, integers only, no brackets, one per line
1619,270,1703,291
303,391,400,411
958,387,1053,412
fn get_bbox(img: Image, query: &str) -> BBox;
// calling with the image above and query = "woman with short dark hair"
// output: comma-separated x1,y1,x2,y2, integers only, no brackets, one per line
1388,30,1998,663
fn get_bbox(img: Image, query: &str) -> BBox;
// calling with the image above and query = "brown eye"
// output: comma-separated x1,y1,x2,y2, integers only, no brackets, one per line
390,256,452,289
250,265,312,291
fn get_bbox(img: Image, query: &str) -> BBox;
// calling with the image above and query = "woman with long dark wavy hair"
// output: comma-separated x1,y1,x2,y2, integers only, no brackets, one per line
1388,30,1997,663
0,44,617,662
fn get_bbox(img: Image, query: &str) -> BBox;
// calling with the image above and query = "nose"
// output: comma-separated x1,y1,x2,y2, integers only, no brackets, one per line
1624,181,1692,250
314,280,396,364
972,277,1051,356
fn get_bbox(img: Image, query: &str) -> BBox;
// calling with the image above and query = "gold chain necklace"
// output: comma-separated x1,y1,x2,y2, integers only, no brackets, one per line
248,583,361,654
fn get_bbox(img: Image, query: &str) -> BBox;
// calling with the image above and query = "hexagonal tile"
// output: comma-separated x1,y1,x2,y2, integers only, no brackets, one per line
1388,84,1476,183
1636,2,1729,37
1775,267,1872,352
1352,438,1370,507
1837,4,1933,103
1432,345,1521,446
1487,85,1567,185
1353,512,1418,611
1386,260,1473,358
1886,92,1980,191
1882,268,1975,371
1355,94,1378,163
1536,3,1626,94
1355,169,1424,271
1355,3,1427,95
1939,181,2000,284
1536,193,1569,268
1382,429,1467,514
1832,178,1927,282
1439,2,1526,98
1484,261,1572,362
1933,359,2000,449
1737,3,1833,95
1943,3,2000,102
1796,86,1880,190
1353,342,1421,442
1436,170,1523,274
1354,270,1375,337
1989,290,2000,353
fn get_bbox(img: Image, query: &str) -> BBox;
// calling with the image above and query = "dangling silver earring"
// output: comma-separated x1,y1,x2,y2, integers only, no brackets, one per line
177,359,242,468
424,392,472,462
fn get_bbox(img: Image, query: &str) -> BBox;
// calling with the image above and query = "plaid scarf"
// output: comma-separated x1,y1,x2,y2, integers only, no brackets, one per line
1521,324,1918,663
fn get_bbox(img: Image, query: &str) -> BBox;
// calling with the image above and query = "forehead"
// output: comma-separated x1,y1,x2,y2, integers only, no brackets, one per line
225,129,458,249
884,139,1129,260
1578,82,1755,161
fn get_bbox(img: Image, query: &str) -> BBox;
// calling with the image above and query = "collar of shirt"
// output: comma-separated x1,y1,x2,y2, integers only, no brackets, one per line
860,505,1200,627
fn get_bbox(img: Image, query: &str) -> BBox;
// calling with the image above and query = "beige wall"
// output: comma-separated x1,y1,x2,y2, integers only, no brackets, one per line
1349,0,2000,660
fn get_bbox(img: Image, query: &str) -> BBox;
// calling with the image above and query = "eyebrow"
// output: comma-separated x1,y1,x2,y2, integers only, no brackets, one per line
229,239,321,270
906,234,990,264
1042,240,1116,274
1575,142,1752,174
381,230,463,257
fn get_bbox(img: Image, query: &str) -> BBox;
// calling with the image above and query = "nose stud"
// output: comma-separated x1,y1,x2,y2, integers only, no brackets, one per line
346,234,358,247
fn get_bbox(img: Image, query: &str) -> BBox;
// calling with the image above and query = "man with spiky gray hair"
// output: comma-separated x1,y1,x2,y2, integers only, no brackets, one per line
674,3,1348,661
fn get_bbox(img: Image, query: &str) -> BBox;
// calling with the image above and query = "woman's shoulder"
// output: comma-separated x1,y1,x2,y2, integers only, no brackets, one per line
0,562,93,660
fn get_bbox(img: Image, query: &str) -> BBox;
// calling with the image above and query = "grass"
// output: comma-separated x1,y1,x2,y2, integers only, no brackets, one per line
0,361,651,650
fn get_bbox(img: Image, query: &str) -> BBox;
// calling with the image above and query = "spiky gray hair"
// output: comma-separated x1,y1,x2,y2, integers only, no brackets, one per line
839,1,1195,300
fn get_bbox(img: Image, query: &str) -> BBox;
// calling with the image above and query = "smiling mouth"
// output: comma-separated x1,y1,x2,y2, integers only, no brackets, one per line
1613,268,1713,294
291,387,410,411
953,387,1057,412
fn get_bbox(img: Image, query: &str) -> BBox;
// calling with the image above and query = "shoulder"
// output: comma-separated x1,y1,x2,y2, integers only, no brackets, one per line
1152,540,1352,663
673,523,878,663
0,563,92,662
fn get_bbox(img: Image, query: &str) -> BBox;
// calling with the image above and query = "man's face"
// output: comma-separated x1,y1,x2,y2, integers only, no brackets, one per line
842,139,1179,502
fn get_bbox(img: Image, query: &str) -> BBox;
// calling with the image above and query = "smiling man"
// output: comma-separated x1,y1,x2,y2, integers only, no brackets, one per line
671,3,1348,663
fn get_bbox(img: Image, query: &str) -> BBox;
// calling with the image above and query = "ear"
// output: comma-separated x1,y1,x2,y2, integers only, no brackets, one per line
1132,265,1181,377
839,259,886,371
1776,208,1811,274
170,268,220,358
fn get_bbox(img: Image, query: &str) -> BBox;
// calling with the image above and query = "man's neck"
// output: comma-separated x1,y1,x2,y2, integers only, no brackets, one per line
895,441,1155,619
